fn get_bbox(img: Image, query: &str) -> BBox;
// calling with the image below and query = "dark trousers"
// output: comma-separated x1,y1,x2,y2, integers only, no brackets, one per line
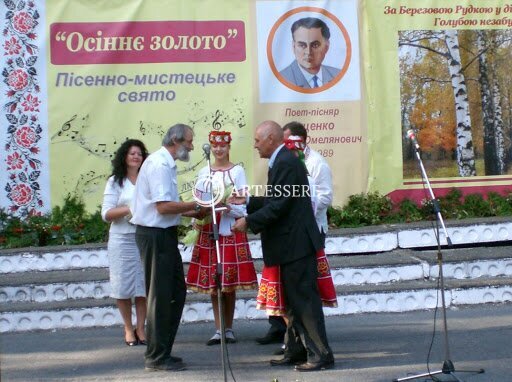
267,316,286,335
266,230,327,338
281,254,333,363
135,225,186,366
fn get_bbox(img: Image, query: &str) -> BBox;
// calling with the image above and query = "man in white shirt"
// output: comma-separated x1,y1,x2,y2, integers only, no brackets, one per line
257,121,333,351
283,121,333,235
131,123,202,372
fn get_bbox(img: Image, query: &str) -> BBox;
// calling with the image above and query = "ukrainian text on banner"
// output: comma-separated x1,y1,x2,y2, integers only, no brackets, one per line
365,0,512,203
46,0,252,212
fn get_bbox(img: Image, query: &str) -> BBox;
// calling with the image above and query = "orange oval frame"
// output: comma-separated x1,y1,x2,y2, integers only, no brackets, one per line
267,7,352,94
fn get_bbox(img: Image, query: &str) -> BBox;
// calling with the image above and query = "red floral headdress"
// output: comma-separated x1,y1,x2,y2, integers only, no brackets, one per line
284,135,305,151
209,131,232,145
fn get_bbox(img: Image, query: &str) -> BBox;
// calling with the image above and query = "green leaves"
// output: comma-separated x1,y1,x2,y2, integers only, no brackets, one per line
328,188,512,228
0,194,108,249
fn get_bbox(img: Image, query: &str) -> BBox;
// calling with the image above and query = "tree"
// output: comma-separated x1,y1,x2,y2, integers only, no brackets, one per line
399,30,476,176
477,30,507,175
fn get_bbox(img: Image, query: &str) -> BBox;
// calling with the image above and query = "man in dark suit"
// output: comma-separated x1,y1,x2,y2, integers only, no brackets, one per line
231,120,334,371
279,17,340,89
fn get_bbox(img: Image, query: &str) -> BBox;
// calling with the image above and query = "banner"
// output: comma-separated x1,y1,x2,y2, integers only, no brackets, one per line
2,0,511,217
0,0,362,215
364,0,512,202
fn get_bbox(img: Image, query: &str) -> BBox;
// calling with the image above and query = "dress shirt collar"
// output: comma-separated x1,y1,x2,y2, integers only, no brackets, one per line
158,146,177,169
298,65,323,87
268,144,285,169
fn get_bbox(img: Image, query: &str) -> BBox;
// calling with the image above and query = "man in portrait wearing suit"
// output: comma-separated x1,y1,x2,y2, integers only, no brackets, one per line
231,120,334,371
279,17,340,89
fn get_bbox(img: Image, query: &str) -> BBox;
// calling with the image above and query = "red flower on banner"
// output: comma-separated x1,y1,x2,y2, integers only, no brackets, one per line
21,94,40,112
7,68,29,91
6,152,24,170
28,208,42,217
3,2,43,217
3,36,21,55
12,12,35,34
9,184,33,206
15,126,37,148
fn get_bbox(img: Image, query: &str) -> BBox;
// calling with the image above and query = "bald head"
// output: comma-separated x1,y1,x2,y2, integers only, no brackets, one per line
257,120,283,141
254,120,284,159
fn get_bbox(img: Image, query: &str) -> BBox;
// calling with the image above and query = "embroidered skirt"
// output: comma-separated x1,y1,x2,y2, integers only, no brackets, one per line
256,248,338,316
186,220,258,293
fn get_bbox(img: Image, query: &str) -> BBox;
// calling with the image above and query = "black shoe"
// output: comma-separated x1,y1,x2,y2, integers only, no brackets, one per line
270,355,307,366
125,332,138,346
256,331,285,345
273,347,285,355
295,359,335,372
134,329,147,345
144,360,186,372
170,355,183,363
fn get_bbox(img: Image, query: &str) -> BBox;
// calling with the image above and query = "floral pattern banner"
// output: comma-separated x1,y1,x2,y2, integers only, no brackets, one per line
1,0,50,217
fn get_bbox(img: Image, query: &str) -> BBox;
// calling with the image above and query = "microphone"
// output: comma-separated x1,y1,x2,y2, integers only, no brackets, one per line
406,129,420,150
202,143,211,159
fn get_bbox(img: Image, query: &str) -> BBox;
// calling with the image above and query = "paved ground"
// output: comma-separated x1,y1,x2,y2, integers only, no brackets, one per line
1,303,511,382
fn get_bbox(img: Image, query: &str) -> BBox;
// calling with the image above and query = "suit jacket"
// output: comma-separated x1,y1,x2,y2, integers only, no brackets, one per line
246,147,323,266
279,60,340,88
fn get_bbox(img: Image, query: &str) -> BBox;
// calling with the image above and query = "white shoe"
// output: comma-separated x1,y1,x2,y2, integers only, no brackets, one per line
225,329,237,343
206,330,221,346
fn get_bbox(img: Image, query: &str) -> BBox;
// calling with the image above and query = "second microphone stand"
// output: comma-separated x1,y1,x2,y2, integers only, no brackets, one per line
393,141,484,382
203,148,229,382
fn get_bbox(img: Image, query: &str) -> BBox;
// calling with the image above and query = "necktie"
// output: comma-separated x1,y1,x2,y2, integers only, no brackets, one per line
312,75,319,88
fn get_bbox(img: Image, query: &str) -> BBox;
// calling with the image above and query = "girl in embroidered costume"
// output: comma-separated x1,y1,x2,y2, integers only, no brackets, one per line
256,135,337,318
186,131,258,345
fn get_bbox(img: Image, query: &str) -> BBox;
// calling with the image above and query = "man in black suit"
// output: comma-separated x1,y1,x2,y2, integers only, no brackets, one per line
231,120,334,371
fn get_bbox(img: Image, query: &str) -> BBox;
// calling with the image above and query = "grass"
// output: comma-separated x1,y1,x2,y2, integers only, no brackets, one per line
403,158,501,179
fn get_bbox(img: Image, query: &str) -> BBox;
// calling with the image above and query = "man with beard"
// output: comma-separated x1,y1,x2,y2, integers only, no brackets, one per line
131,123,203,372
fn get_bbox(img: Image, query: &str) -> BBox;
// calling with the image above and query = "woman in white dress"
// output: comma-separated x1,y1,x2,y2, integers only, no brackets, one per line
101,139,148,346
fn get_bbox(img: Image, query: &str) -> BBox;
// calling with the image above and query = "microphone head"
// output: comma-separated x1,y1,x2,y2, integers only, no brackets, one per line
406,129,420,150
202,143,211,156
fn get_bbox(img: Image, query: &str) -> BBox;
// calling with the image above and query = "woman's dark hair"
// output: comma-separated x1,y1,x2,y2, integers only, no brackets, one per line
110,139,148,187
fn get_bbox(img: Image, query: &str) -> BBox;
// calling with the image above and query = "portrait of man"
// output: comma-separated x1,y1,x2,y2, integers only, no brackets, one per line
279,17,341,89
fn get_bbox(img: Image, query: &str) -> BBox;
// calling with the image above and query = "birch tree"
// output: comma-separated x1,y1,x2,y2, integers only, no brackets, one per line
492,74,506,173
477,30,499,175
399,30,476,176
444,29,476,176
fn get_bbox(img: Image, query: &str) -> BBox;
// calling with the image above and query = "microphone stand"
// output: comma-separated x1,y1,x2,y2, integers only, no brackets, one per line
203,147,229,382
393,142,484,382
